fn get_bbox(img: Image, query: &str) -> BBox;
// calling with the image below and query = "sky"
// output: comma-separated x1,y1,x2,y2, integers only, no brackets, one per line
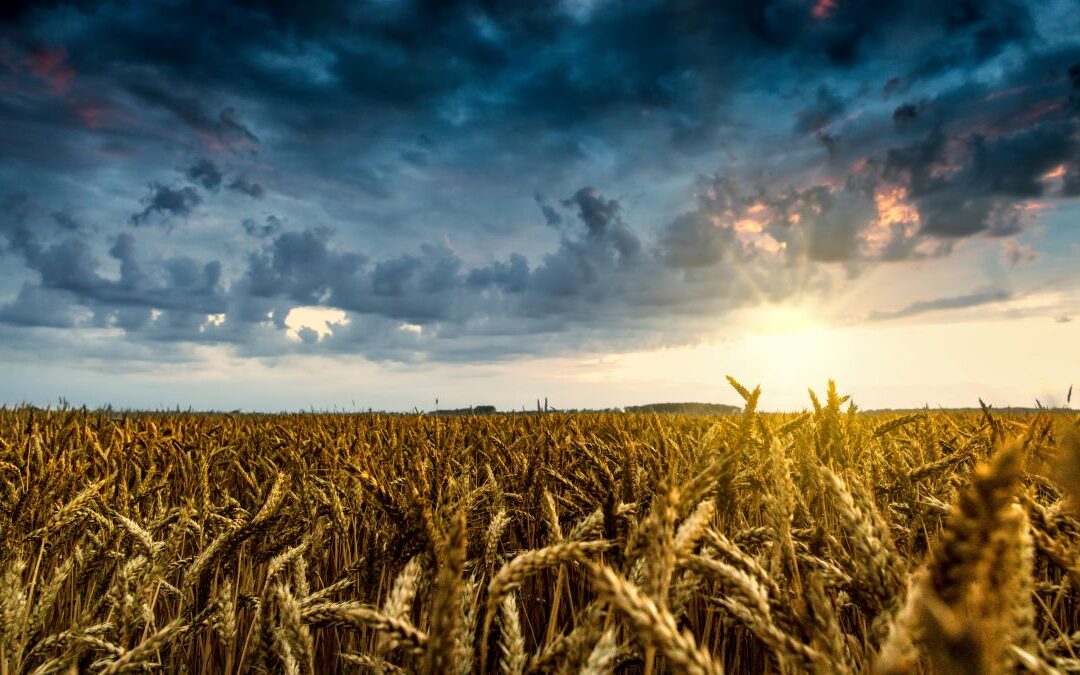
0,0,1079,411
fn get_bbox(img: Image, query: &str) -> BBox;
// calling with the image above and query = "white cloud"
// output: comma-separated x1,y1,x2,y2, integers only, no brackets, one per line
284,306,350,342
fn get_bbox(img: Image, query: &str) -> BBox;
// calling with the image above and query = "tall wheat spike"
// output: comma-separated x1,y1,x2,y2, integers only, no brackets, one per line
497,593,526,675
425,510,467,675
875,440,1033,675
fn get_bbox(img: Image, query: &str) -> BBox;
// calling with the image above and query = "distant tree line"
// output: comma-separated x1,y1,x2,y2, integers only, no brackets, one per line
621,402,741,415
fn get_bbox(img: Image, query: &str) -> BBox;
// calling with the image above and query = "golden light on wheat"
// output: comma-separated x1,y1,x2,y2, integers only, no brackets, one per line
1,379,1078,673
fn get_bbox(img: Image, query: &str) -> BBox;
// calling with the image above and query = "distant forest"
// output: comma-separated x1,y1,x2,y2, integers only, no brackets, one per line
432,402,742,415
622,402,741,415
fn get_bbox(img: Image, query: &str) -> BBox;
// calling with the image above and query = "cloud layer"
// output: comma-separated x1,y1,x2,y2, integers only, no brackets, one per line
0,0,1078,364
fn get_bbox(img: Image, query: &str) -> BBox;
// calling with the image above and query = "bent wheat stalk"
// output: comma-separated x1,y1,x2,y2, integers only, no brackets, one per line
590,563,723,675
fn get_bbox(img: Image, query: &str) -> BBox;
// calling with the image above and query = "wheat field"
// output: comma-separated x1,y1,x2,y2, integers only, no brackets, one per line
1,379,1079,674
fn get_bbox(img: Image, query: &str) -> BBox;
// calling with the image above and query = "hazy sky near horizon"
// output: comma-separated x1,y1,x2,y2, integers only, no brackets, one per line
1,0,1079,411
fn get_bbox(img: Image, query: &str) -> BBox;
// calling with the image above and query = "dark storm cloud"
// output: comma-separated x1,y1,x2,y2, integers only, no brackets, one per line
529,192,644,301
659,212,735,269
228,177,265,198
881,117,1079,238
907,0,1034,77
796,86,846,135
187,160,264,197
799,184,877,263
243,228,366,303
562,188,626,239
466,254,529,294
0,0,1078,363
186,159,223,190
0,193,36,257
130,183,201,226
892,103,920,130
223,184,749,349
125,83,258,149
0,283,81,328
0,199,227,331
0,0,1042,152
26,233,225,314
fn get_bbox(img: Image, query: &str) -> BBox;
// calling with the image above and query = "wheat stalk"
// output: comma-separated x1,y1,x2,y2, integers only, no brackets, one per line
590,564,723,675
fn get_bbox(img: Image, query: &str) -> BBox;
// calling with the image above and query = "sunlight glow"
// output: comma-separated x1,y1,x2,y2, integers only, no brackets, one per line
1042,164,1066,180
199,313,226,333
739,302,827,335
734,218,764,233
874,186,919,227
284,306,350,342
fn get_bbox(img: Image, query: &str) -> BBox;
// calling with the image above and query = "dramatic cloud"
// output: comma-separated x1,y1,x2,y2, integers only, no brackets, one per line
125,83,259,150
186,159,223,191
243,228,366,304
228,177,264,198
130,184,201,226
0,283,82,328
0,0,1077,366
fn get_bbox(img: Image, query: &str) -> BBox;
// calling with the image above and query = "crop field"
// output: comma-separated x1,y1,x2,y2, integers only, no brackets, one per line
1,380,1079,674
